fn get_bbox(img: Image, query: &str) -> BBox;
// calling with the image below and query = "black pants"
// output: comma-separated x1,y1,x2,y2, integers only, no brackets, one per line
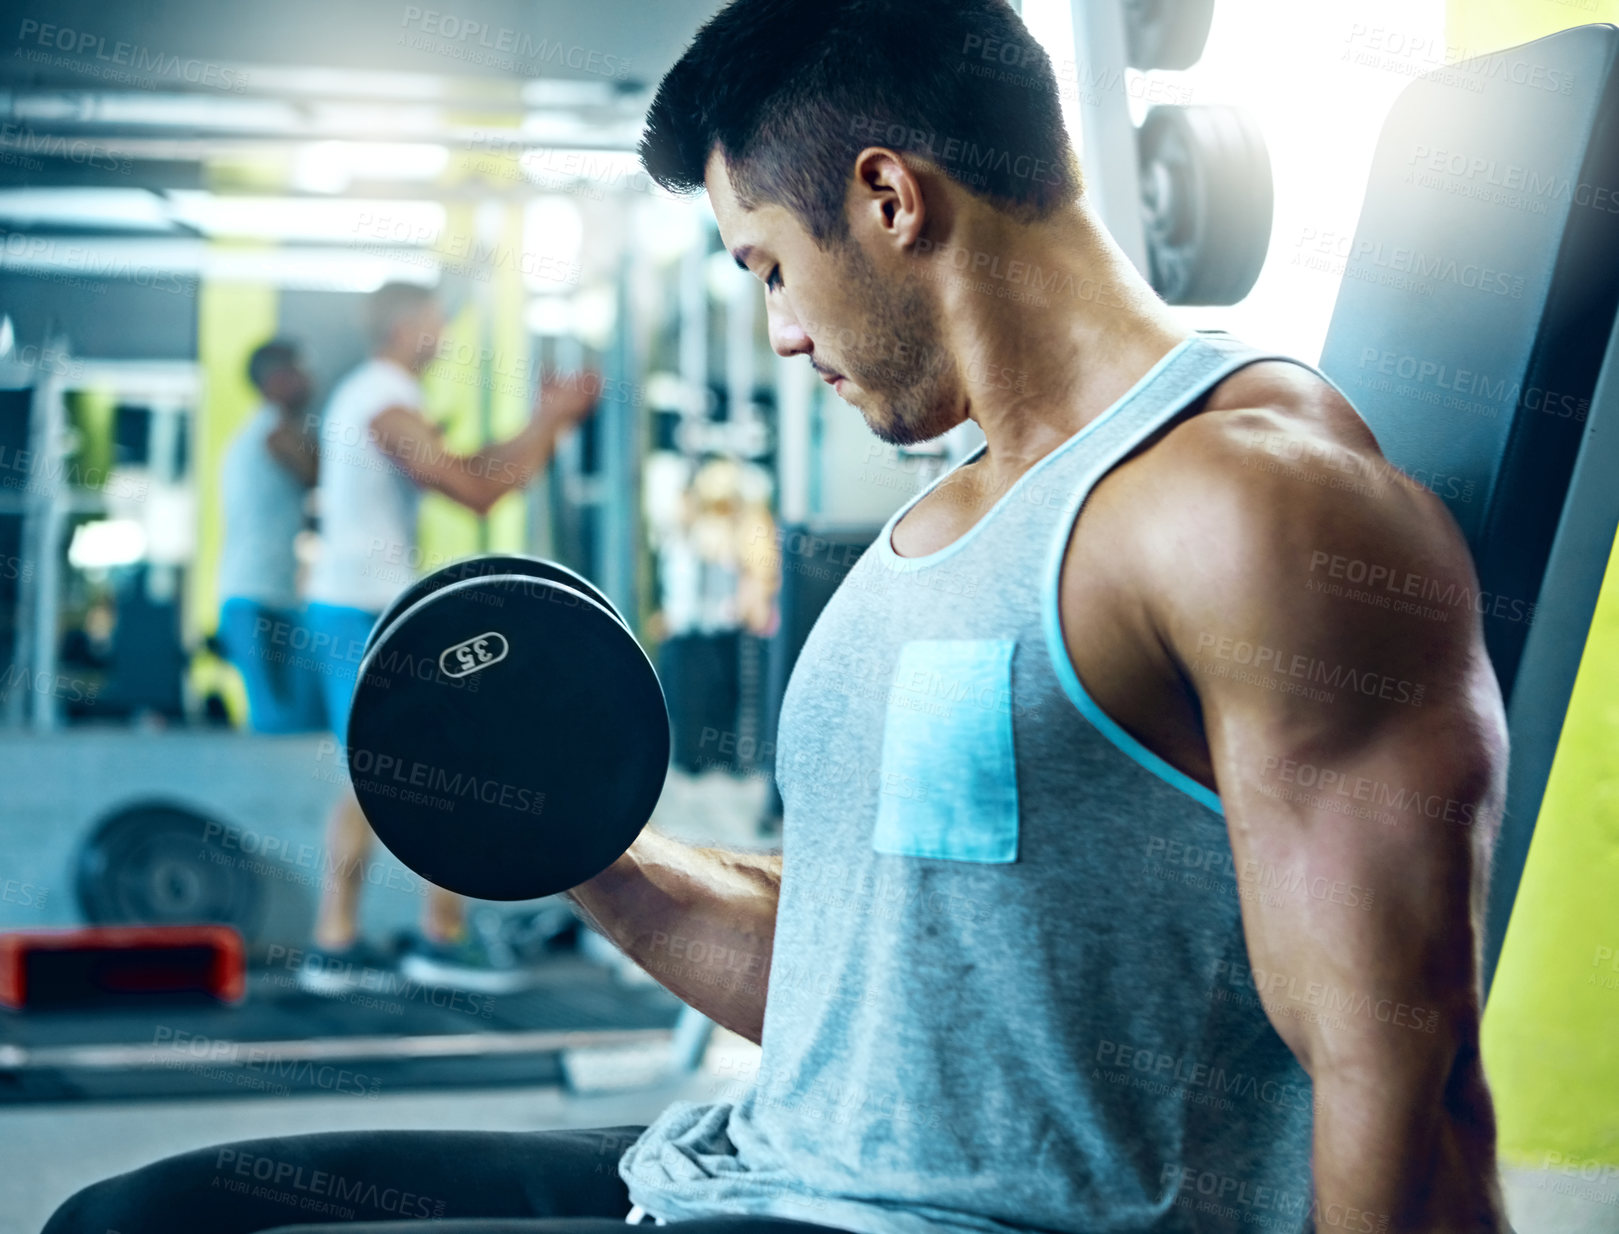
40,1125,853,1234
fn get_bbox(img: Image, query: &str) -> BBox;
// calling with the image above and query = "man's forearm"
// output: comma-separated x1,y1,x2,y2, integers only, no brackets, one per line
267,427,318,487
1312,1047,1507,1233
567,827,781,1043
465,418,562,509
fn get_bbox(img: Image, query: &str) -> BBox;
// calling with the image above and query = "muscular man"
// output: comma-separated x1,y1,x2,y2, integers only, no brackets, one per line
43,2,1507,1231
215,339,322,733
300,281,598,995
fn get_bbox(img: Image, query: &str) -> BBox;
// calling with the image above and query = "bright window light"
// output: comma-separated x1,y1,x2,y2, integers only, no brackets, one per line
10,92,297,133
524,296,576,336
1019,0,1083,152
203,247,436,292
633,197,705,266
0,189,174,233
168,192,446,243
0,235,439,292
1021,0,1447,363
522,196,584,292
291,142,451,194
68,519,146,570
517,146,654,194
523,288,616,346
572,285,618,349
304,101,452,142
705,249,751,300
519,79,625,108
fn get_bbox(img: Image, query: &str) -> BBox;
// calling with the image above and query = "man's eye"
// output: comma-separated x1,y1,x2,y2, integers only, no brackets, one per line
765,265,784,291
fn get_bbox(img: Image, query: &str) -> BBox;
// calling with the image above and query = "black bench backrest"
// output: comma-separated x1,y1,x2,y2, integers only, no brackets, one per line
1319,24,1619,988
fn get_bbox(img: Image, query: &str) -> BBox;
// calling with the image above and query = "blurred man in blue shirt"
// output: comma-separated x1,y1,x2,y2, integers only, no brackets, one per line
215,339,322,733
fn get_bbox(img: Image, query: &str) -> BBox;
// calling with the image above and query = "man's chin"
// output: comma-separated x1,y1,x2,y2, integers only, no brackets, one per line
863,408,939,449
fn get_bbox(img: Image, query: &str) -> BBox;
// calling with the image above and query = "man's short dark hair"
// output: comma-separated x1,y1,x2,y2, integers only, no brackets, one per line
247,338,300,392
367,281,438,350
640,0,1082,244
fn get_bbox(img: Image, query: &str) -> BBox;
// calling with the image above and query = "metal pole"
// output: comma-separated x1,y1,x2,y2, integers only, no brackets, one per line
527,334,553,558
600,254,641,622
726,260,756,438
5,363,44,729
679,221,710,422
147,402,181,609
29,366,68,731
776,356,813,526
1068,0,1150,277
554,332,584,570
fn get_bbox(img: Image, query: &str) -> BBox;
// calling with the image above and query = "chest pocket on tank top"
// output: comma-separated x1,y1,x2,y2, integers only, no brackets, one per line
871,639,1020,862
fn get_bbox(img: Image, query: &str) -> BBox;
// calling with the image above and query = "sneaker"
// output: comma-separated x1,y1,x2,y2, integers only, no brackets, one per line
294,939,397,997
396,929,541,995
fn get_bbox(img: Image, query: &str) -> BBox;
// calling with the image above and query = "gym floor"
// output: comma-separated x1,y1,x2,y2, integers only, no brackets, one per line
0,1030,764,1234
2,767,777,1233
0,768,1611,1234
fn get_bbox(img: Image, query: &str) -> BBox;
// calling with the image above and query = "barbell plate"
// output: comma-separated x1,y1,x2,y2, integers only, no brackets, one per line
363,555,623,660
75,801,264,936
1138,104,1274,306
1124,0,1217,72
348,575,669,902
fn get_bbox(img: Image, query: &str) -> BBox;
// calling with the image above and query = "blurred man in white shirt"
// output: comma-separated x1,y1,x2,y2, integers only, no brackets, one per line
301,281,597,995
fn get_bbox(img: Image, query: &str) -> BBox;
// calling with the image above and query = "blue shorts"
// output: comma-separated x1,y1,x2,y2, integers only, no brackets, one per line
217,598,325,734
304,602,384,740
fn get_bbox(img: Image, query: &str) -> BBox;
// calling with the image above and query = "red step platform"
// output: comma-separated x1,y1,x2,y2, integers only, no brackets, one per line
0,926,245,1010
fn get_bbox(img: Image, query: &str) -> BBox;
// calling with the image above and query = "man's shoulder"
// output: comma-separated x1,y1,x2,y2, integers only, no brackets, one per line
222,405,272,462
1073,361,1470,608
1113,360,1406,551
1164,358,1378,481
1100,366,1479,673
328,358,419,421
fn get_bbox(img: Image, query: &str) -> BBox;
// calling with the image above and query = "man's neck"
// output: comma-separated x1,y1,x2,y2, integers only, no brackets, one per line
935,198,1189,483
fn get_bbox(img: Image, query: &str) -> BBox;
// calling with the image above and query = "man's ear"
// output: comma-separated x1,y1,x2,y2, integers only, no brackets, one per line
851,147,927,251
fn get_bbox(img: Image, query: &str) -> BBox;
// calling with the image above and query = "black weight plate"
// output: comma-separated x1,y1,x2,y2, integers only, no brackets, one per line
364,555,622,659
348,576,669,901
1138,104,1274,306
75,800,264,937
1125,0,1216,72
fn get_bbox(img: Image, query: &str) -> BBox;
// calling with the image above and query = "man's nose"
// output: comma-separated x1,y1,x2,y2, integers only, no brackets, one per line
766,300,811,358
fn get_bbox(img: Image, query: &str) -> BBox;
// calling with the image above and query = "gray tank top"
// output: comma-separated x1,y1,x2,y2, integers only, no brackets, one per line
218,405,306,609
620,332,1321,1234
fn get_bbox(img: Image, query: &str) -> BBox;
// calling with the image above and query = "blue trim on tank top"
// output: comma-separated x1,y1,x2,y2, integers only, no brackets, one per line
873,335,1200,572
1041,594,1226,817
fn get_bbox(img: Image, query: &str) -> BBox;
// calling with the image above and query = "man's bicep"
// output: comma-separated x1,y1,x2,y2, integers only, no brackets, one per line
1188,555,1502,1073
1155,415,1506,1065
1208,692,1498,1065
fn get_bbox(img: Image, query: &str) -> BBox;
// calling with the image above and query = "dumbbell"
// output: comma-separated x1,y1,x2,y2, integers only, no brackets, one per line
361,555,624,659
346,555,670,901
